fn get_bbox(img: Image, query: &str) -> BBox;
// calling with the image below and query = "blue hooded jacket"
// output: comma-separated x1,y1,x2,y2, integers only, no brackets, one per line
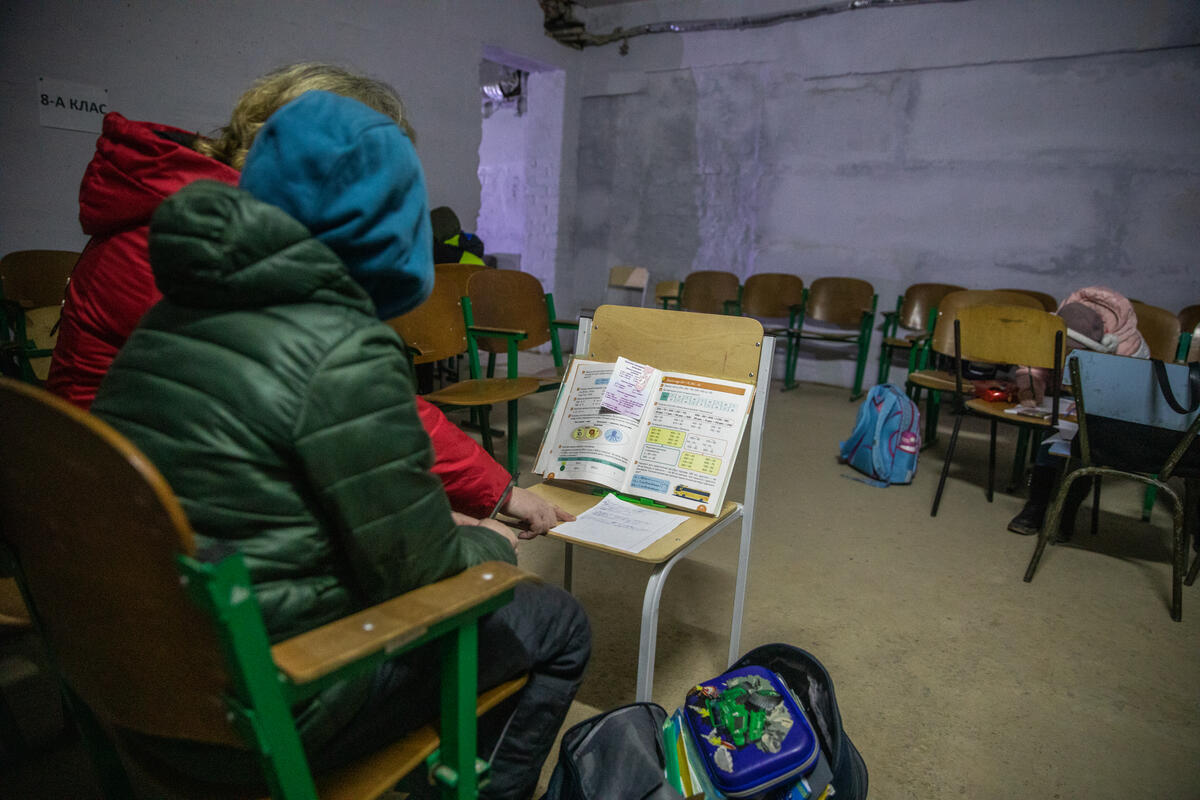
239,90,434,319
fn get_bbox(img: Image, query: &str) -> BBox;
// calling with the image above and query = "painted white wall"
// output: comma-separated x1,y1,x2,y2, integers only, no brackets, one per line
568,0,1200,389
0,0,579,264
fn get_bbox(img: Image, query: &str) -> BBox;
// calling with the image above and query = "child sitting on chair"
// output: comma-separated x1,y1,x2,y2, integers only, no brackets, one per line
92,90,589,799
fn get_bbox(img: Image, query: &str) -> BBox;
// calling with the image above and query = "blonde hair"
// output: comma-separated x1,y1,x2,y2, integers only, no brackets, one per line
196,62,413,169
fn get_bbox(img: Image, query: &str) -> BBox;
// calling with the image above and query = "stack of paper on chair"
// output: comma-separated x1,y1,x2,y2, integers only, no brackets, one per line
550,493,686,554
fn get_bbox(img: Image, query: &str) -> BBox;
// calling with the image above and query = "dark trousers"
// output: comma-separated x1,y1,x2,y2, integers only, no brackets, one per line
311,581,591,799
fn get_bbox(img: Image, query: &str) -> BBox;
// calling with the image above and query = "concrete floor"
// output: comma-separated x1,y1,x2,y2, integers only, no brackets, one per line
4,372,1199,798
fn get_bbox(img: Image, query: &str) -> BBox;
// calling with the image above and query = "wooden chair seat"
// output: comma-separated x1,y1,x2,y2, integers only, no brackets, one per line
964,398,1056,427
425,377,542,407
907,369,972,394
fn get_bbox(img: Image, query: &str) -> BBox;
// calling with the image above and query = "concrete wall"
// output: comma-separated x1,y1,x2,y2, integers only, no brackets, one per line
568,0,1200,388
0,0,578,268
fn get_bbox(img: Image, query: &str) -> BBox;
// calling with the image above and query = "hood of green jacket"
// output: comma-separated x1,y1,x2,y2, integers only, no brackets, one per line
149,178,378,315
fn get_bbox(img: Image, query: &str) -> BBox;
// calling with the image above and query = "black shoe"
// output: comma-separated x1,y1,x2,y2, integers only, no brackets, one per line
1007,502,1045,536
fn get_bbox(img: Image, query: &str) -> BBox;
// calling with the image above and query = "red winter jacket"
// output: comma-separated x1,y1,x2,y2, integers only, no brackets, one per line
47,112,508,517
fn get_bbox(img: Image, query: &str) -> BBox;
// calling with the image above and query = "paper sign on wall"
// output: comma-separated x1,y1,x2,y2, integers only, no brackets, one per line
38,77,109,134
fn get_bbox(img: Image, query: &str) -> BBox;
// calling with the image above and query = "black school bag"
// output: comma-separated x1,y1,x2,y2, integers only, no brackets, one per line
539,702,683,800
540,645,867,800
730,643,869,800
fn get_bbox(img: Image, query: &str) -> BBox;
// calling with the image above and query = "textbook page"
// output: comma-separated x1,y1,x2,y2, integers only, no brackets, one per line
625,371,753,513
534,360,644,489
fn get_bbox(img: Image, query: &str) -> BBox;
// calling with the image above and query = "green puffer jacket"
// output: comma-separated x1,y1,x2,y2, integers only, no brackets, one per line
91,180,516,749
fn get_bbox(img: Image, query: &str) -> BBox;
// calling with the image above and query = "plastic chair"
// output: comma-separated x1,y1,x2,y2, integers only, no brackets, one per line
930,304,1067,517
996,288,1057,313
527,305,774,702
387,272,541,476
791,277,877,401
906,290,1044,449
735,273,804,389
463,270,576,394
0,250,78,383
1023,352,1200,621
876,283,965,385
678,270,740,315
0,377,531,799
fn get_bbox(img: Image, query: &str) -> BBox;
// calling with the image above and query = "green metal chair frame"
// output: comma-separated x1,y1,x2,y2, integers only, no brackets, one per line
788,278,877,401
0,377,530,799
462,271,576,392
877,283,965,385
1023,353,1200,621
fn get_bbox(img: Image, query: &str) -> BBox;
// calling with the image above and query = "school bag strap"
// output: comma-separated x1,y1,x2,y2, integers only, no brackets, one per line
1152,358,1200,415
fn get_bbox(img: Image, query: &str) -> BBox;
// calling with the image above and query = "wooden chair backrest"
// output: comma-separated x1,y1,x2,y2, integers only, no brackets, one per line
957,305,1066,369
386,270,469,364
0,379,241,747
1131,300,1181,361
740,273,804,318
680,270,740,314
929,290,1044,357
586,305,763,387
0,250,78,308
608,266,649,291
1178,304,1200,337
654,280,682,304
806,277,875,328
435,262,489,304
996,288,1057,313
897,283,966,331
467,269,551,353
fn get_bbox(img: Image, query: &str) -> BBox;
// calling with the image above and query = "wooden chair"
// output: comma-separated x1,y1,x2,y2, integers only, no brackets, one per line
527,305,774,701
463,270,576,398
1024,351,1200,621
1131,300,1187,362
678,270,740,315
0,249,78,383
735,273,805,389
0,377,531,799
906,290,1044,449
654,280,682,310
791,277,877,400
876,282,965,385
996,288,1057,313
930,305,1066,517
387,273,541,476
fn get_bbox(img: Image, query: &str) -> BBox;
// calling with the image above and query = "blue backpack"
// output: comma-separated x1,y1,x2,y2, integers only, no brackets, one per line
839,384,921,486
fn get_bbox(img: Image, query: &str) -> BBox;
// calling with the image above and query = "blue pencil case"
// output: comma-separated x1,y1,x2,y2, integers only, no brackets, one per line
681,665,820,798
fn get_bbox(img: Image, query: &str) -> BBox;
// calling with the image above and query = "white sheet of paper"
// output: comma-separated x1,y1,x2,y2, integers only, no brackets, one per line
551,493,687,554
599,356,656,418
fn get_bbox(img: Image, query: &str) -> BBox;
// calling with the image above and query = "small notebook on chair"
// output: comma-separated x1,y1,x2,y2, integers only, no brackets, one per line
533,357,754,514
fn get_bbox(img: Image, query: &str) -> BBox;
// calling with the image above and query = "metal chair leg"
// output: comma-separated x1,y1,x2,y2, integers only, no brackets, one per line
986,419,998,503
930,411,964,517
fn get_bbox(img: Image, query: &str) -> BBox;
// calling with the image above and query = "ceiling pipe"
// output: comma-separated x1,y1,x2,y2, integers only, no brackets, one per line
541,0,972,51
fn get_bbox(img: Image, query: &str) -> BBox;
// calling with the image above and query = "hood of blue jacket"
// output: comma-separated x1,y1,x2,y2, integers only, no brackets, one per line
238,90,433,319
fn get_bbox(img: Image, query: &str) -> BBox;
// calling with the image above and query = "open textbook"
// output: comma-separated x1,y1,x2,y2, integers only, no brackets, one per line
533,357,755,514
